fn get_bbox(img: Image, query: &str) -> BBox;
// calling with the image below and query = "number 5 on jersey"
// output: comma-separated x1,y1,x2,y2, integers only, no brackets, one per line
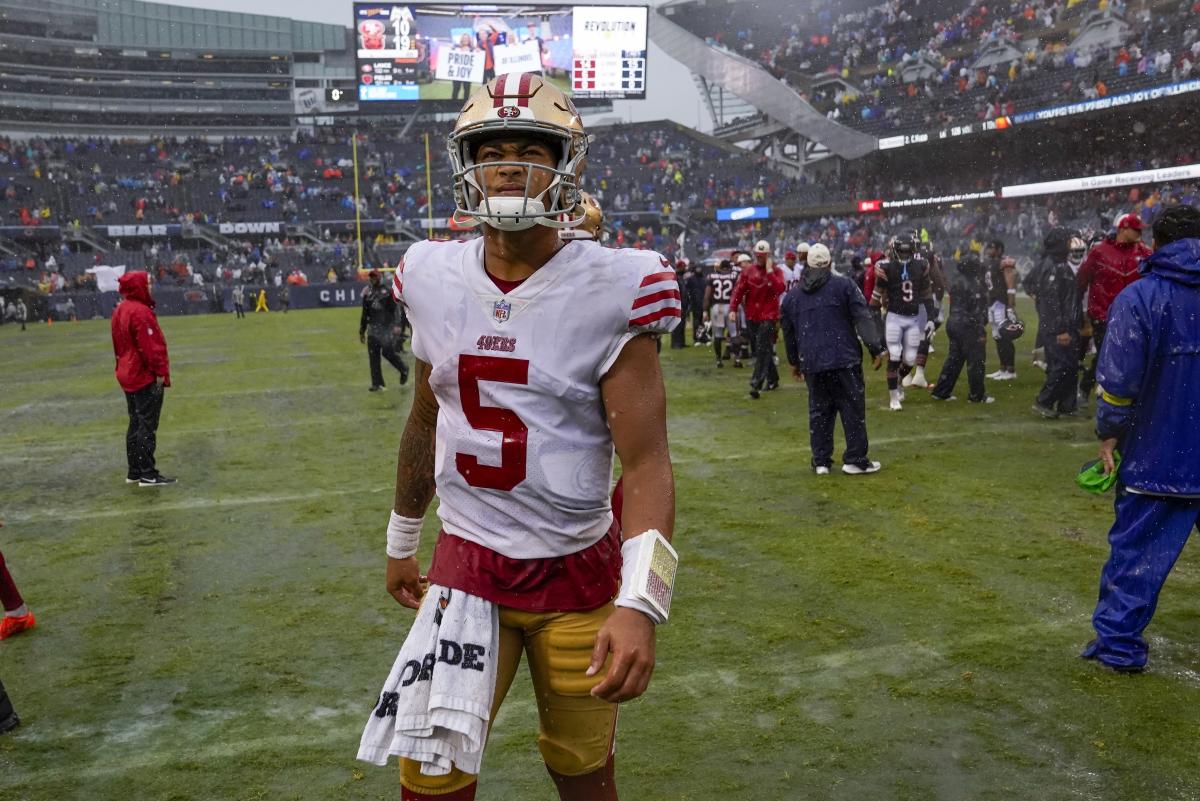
457,355,529,492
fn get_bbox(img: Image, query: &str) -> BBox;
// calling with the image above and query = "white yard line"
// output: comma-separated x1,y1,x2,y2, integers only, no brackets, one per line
0,416,396,462
5,486,393,524
4,381,367,416
672,421,1080,464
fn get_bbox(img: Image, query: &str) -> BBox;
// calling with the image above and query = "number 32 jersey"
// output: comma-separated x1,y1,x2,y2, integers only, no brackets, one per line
394,237,680,560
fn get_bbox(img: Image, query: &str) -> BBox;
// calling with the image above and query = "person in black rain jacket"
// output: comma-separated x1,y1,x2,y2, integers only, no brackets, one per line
930,254,993,403
1031,228,1082,417
360,269,409,391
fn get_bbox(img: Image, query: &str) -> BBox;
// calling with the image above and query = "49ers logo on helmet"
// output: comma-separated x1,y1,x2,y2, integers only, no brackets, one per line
497,106,521,118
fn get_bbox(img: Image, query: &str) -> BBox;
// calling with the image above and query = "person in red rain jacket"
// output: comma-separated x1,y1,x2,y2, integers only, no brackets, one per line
730,240,786,398
111,271,175,486
1077,213,1152,401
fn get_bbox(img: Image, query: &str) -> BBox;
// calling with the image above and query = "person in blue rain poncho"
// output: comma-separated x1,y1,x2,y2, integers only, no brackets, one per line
1082,204,1200,673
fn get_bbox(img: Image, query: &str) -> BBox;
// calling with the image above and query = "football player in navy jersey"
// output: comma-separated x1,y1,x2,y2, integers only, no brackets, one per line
704,258,740,367
869,233,937,411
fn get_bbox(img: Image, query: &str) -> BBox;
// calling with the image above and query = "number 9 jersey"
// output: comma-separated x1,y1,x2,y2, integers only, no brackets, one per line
393,237,680,560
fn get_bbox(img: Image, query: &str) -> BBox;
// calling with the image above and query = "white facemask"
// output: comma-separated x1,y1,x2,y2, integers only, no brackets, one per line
1067,237,1086,271
475,196,548,232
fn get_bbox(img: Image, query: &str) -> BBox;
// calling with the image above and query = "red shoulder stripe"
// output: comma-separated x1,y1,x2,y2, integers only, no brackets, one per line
630,307,681,328
639,271,676,288
632,288,681,310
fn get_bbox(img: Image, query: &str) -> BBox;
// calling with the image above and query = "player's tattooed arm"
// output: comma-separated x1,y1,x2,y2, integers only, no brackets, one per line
591,334,672,704
393,359,438,517
601,335,674,542
387,359,439,610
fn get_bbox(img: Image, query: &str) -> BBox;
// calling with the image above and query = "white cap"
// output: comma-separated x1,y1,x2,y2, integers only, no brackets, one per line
797,242,810,254
753,240,771,254
807,243,831,268
735,252,752,264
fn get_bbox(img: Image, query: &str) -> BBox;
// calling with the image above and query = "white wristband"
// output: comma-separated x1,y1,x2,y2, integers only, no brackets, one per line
386,511,423,559
615,529,678,625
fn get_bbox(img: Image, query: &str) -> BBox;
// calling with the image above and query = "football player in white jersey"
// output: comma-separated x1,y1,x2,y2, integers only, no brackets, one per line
781,249,802,290
381,73,679,801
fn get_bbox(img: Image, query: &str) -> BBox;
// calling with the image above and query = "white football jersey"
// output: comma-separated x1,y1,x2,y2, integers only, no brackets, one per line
394,238,680,559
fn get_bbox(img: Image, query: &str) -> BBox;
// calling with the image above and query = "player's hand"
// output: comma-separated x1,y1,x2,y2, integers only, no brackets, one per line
386,556,426,609
872,353,884,370
791,365,803,382
924,321,936,337
587,607,656,704
1098,437,1118,475
155,375,166,389
359,331,366,344
1056,332,1071,346
1001,256,1016,270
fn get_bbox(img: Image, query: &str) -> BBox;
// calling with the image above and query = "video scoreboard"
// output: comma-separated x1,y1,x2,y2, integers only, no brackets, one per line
353,3,649,107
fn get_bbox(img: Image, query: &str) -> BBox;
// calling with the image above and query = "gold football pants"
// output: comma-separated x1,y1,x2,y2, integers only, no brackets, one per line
400,602,617,795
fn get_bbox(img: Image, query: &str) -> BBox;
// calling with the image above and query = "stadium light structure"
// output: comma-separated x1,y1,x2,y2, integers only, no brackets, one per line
649,10,876,160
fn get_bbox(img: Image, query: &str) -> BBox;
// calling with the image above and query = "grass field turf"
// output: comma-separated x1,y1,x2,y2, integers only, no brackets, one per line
1,305,1198,801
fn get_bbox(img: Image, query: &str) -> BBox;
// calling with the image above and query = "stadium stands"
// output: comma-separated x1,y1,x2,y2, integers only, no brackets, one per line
0,120,838,234
3,0,1200,311
3,95,1199,298
668,0,1199,136
847,101,1199,200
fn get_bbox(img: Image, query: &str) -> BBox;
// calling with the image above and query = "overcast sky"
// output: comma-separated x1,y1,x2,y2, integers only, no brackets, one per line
151,0,709,130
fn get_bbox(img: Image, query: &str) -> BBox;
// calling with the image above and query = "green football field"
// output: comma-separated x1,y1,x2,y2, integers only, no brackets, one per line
1,306,1198,801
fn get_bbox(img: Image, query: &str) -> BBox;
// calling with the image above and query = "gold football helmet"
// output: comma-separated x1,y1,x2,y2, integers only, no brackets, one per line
448,72,588,232
558,191,604,241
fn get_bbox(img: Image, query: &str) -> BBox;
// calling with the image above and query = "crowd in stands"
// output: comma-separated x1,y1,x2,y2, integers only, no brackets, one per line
14,153,1188,298
673,0,1199,136
695,101,1200,264
700,163,1197,276
848,100,1198,200
0,121,841,290
0,121,831,234
3,97,1199,297
0,127,449,229
0,233,376,295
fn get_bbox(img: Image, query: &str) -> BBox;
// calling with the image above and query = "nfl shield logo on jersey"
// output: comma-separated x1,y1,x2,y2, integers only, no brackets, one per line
492,299,511,324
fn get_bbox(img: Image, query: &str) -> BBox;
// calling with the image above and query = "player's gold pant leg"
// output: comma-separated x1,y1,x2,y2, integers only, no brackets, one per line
398,619,523,796
521,603,618,777
399,603,617,792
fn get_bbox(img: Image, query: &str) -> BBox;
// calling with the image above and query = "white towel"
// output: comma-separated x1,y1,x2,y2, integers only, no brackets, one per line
357,585,499,777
